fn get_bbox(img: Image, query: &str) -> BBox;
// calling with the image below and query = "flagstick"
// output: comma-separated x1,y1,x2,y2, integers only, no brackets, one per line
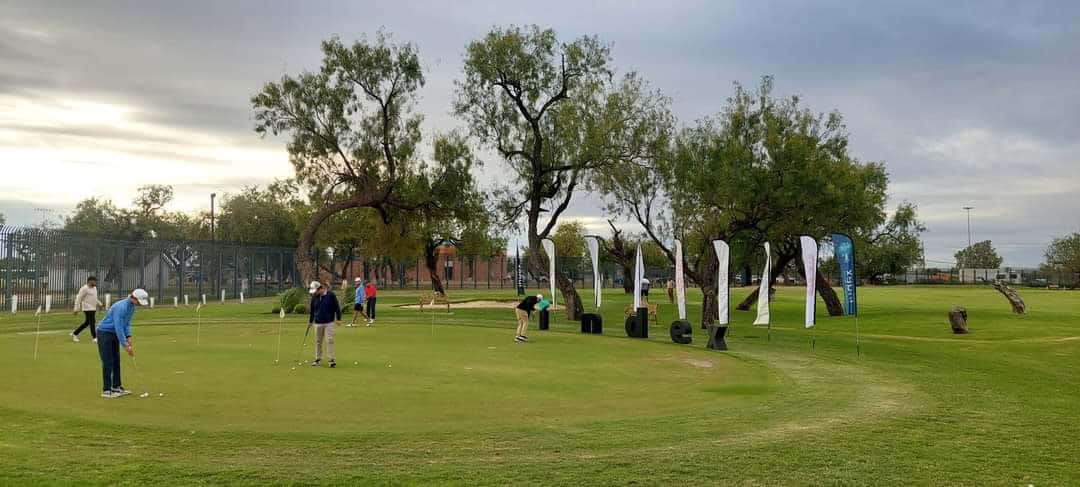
33,313,42,360
275,315,283,363
431,308,435,336
811,326,816,352
195,306,203,345
855,315,861,356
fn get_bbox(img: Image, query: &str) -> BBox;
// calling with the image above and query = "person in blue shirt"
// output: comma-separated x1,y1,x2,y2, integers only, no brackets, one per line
347,277,365,327
95,289,148,398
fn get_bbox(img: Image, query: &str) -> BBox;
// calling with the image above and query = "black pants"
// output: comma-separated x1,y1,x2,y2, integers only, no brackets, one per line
366,297,376,320
96,331,122,391
73,311,97,338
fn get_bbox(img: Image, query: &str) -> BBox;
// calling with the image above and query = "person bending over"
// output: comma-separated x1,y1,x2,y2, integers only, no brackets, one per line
514,294,542,343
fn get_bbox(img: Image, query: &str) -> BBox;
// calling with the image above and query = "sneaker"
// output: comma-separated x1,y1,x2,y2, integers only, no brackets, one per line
329,361,337,368
311,359,321,366
93,338,98,343
520,336,529,342
101,390,116,399
111,388,131,397
515,335,525,343
71,333,80,342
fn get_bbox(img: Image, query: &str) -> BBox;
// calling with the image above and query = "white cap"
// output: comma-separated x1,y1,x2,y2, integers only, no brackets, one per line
308,280,323,294
354,277,362,283
132,289,149,306
536,294,543,300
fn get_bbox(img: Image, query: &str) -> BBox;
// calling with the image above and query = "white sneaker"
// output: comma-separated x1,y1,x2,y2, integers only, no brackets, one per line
71,333,80,342
93,338,98,343
111,388,131,397
366,321,372,327
101,390,117,399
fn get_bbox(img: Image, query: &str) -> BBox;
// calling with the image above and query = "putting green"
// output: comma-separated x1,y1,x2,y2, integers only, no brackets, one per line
0,313,778,435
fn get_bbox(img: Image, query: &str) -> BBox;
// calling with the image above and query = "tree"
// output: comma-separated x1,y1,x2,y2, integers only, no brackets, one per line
1043,232,1080,278
551,221,586,259
455,25,671,319
0,213,5,225
252,32,428,283
853,202,926,282
216,183,301,247
955,240,1003,268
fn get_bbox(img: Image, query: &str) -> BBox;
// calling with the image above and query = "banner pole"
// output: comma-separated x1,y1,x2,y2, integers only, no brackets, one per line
855,315,861,356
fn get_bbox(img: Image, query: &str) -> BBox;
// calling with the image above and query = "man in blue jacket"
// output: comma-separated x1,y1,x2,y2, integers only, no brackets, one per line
308,280,341,368
96,288,148,398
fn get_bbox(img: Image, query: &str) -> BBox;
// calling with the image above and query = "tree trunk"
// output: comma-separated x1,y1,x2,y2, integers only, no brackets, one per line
620,263,634,293
992,280,1026,314
555,272,584,321
424,251,446,295
295,192,384,284
816,273,844,317
735,254,793,311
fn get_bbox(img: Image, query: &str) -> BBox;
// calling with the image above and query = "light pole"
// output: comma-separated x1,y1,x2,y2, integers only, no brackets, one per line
210,193,217,242
962,206,973,248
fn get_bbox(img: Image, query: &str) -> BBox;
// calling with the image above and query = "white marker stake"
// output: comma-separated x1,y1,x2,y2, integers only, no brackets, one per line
195,303,203,345
173,296,178,307
45,295,52,314
149,297,155,308
220,290,225,304
201,294,206,306
33,306,42,359
10,294,17,314
184,295,189,306
240,292,244,304
105,294,112,309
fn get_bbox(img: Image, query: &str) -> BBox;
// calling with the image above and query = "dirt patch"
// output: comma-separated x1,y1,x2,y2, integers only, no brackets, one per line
683,358,715,369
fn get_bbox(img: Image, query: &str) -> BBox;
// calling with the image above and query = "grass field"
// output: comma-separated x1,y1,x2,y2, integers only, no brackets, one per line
1,285,1078,485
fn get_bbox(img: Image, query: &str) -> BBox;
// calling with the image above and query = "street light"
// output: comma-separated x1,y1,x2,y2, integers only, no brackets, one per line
962,206,973,248
210,193,217,242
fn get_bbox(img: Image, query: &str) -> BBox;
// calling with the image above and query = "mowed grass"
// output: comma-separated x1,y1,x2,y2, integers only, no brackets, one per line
0,285,1077,485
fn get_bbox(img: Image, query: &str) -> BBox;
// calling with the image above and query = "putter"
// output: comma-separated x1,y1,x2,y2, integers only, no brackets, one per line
293,322,313,364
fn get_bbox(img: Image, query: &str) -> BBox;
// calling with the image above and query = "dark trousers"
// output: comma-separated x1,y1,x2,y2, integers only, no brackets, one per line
73,311,97,338
96,331,122,391
366,297,376,319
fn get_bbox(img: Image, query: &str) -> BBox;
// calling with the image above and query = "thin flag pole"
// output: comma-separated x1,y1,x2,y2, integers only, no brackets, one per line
855,315,861,356
33,306,43,360
275,308,285,363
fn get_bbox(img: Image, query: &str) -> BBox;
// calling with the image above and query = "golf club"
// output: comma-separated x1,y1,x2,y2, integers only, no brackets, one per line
293,322,313,365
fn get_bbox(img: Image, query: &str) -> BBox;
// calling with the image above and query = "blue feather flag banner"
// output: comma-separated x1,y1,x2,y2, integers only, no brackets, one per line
831,233,858,316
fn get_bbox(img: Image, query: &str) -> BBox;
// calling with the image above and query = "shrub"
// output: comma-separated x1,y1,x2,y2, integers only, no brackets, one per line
276,287,306,314
292,303,307,315
271,306,282,314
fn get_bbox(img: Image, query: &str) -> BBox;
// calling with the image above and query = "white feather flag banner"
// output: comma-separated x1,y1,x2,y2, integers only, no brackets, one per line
633,244,643,309
585,236,602,310
800,236,819,328
675,239,687,320
542,238,556,309
753,242,772,325
713,240,730,325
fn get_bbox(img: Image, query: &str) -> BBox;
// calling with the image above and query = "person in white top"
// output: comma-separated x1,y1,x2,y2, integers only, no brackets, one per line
70,276,103,343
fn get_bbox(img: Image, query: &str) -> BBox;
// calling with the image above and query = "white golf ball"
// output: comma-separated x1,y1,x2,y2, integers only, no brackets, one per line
354,361,358,365
140,392,149,398
159,393,164,397
387,364,392,368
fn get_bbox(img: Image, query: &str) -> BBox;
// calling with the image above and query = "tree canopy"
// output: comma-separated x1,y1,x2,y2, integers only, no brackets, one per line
1043,232,1080,275
955,240,1003,268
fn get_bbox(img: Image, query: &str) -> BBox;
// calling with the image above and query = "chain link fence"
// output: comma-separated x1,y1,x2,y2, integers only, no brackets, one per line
1,226,299,310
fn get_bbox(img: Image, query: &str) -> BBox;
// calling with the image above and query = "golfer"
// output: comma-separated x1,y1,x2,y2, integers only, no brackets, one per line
364,280,377,325
666,279,675,303
348,277,366,327
95,289,148,398
70,276,103,343
308,281,341,368
641,277,651,303
514,294,542,343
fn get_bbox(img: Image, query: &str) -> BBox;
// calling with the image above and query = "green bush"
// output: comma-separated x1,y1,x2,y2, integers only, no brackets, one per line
292,303,307,314
276,287,306,314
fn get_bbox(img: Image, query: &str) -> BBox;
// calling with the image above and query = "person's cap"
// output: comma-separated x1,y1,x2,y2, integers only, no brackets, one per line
536,294,543,299
354,277,362,283
308,280,323,294
132,289,149,306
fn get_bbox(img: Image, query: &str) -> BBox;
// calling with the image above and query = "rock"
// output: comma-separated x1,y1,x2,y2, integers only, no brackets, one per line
949,306,969,334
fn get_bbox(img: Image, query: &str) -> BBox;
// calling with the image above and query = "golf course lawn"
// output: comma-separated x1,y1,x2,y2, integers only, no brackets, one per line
1,286,1077,485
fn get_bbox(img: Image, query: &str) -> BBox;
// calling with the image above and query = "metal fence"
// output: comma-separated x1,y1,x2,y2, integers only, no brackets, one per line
1,226,299,310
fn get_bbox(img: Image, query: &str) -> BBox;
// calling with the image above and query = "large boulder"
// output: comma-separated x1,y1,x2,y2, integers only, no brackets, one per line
949,306,969,334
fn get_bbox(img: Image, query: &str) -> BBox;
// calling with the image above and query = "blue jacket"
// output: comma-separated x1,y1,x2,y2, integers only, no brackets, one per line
354,287,366,305
309,291,341,324
97,298,135,346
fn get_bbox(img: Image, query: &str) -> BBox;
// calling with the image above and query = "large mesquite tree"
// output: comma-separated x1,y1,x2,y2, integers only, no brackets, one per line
455,25,671,319
252,33,426,283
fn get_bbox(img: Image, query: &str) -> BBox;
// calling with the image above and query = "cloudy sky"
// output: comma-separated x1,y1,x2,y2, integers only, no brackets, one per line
2,1,1077,266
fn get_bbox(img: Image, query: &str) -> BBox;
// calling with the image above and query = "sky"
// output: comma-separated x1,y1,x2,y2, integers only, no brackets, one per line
1,1,1078,266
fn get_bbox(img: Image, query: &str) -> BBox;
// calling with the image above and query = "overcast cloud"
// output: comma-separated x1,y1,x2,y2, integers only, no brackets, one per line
1,1,1077,266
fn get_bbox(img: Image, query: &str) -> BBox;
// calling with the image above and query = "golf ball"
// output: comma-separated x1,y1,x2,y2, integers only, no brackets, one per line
140,392,149,398
291,367,296,370
354,361,358,365
159,393,164,397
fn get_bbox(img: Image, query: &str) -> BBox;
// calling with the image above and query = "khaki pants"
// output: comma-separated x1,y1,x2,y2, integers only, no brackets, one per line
314,322,335,361
515,309,530,336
